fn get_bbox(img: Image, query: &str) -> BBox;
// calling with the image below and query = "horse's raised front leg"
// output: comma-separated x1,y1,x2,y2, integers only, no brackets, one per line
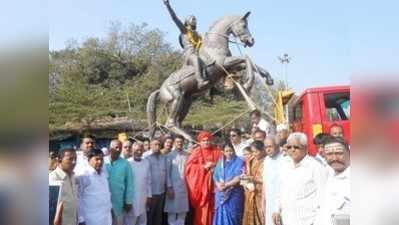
223,55,255,91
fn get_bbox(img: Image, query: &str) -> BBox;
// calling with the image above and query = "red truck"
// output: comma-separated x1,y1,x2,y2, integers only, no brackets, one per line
289,85,350,156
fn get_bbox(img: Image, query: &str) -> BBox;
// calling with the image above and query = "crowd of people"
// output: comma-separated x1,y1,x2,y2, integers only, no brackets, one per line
49,110,350,225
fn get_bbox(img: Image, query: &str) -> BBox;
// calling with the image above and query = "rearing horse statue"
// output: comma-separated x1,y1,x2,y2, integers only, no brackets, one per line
146,12,273,142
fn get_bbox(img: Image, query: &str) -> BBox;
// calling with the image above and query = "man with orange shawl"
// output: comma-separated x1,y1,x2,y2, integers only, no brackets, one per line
184,131,222,225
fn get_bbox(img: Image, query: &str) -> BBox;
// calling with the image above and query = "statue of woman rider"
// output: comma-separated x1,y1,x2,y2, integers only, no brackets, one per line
163,0,209,88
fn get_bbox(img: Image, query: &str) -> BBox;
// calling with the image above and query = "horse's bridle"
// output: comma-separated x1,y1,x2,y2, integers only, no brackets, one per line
205,18,250,47
205,32,246,46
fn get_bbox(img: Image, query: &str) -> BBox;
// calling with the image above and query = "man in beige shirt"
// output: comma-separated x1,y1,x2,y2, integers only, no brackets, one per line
49,148,78,225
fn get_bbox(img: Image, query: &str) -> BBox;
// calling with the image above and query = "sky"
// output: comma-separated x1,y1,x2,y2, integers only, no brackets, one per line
49,0,399,92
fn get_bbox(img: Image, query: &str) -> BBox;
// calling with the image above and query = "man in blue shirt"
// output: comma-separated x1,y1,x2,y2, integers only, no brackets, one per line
106,139,134,225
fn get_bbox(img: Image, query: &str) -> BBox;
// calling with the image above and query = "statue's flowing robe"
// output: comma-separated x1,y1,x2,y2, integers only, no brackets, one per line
184,146,221,225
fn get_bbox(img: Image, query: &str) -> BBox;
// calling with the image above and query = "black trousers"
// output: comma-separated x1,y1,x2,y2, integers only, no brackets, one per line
147,193,165,225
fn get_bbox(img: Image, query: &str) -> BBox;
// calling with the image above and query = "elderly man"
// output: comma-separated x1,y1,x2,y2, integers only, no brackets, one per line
273,132,328,225
165,135,189,225
321,136,350,225
229,128,249,159
262,137,284,225
184,131,222,225
49,148,78,225
121,140,133,160
105,140,134,225
147,138,168,225
77,149,112,225
276,124,289,147
124,142,152,225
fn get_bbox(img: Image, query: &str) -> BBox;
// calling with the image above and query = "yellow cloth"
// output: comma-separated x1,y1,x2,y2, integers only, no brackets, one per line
274,90,294,124
118,132,128,142
186,28,202,50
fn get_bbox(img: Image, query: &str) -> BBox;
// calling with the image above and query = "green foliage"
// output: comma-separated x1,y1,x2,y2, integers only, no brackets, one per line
49,22,182,129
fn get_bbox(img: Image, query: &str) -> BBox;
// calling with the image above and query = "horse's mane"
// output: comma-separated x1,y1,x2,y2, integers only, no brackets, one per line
207,15,243,32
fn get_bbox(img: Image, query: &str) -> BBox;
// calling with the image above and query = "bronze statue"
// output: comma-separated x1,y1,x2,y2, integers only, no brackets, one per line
147,4,273,142
163,0,209,88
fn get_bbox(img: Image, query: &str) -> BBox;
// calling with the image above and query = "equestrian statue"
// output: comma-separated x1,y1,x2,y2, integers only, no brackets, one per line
147,0,274,142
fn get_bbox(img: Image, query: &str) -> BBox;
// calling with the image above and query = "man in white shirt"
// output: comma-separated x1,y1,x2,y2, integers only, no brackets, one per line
165,135,189,225
77,149,112,225
124,142,152,225
74,135,96,176
263,136,285,225
229,128,249,159
250,110,275,137
273,132,328,225
321,137,350,225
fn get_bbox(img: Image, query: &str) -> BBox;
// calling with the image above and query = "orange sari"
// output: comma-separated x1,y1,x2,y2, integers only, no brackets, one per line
243,156,265,225
184,146,221,225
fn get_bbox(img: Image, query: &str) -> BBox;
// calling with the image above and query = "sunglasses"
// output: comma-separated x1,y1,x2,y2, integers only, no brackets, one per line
286,145,302,150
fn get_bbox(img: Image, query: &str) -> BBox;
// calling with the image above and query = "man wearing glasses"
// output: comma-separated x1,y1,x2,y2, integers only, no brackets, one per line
272,132,328,225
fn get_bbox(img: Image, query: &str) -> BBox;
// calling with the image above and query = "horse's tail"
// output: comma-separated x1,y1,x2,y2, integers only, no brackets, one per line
146,89,160,138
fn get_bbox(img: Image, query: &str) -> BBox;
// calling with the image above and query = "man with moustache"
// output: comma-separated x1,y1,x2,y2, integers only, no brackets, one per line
321,136,350,225
74,135,96,176
49,148,78,225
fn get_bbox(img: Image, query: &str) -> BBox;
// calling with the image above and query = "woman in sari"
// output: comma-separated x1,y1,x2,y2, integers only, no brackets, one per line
213,142,245,225
242,140,266,225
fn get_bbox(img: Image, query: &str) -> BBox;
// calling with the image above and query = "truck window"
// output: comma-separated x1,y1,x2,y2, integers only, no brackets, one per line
324,92,350,121
293,102,303,122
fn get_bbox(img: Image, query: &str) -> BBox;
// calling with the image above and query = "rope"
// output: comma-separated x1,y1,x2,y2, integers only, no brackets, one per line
212,108,253,136
232,42,279,122
155,121,169,135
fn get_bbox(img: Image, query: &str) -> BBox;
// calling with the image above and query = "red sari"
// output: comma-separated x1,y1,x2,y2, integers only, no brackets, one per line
184,145,221,225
